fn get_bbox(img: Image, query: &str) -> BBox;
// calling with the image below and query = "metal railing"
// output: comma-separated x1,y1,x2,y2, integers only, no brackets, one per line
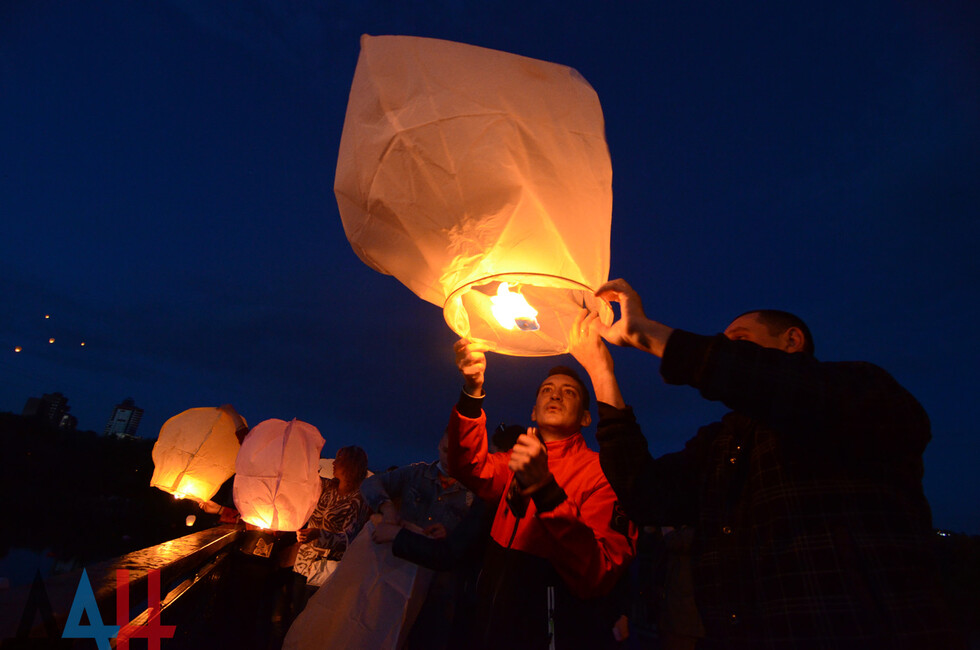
0,524,241,648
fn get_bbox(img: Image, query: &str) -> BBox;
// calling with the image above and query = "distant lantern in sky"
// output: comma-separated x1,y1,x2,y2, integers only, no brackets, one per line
48,338,55,344
233,418,324,531
335,35,613,356
150,405,245,504
14,347,22,353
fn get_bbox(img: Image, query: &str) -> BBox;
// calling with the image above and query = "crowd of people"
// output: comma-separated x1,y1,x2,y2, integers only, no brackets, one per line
201,278,962,649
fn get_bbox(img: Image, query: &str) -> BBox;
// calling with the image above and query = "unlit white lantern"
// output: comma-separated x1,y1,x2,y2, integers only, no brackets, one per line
233,418,324,531
335,34,613,356
150,406,245,503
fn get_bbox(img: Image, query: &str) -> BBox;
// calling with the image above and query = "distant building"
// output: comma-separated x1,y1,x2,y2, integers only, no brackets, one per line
22,392,77,431
104,398,143,438
59,412,78,431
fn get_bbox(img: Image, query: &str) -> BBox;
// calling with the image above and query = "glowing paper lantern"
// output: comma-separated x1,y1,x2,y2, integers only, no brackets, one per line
150,406,245,503
335,34,613,356
233,418,324,531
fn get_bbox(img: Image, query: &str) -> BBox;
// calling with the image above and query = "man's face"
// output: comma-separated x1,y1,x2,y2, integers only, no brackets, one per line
724,313,789,351
531,374,588,433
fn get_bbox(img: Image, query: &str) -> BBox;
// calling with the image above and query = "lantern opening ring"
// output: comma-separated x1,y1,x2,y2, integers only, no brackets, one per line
443,272,613,357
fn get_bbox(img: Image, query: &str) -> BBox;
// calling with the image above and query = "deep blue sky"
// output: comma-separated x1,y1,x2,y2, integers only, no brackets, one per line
1,1,977,534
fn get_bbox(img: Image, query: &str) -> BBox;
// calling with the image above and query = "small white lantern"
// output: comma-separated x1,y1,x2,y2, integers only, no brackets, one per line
233,418,324,531
150,406,244,504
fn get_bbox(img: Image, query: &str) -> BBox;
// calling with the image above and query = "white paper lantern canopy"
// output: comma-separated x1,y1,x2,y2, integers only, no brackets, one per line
233,418,325,531
335,34,614,356
150,406,244,503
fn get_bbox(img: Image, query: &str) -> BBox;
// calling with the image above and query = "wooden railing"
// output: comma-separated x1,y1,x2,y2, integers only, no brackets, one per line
0,524,242,647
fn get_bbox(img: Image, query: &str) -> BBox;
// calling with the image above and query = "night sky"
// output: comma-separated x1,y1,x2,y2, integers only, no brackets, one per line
2,1,977,534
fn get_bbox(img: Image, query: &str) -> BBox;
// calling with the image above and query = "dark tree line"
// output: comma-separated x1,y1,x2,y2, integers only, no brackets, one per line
0,412,220,575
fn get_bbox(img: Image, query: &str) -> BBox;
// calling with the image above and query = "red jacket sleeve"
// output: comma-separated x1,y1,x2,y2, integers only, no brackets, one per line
447,407,511,503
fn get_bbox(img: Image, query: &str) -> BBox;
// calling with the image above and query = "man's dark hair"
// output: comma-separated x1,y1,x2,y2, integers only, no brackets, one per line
736,309,816,356
336,445,369,483
541,365,590,410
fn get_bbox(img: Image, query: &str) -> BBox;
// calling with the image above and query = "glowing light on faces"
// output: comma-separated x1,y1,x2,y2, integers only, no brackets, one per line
535,379,584,417
490,283,540,331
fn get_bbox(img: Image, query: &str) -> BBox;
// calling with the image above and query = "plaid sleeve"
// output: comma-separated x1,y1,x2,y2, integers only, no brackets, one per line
596,402,702,527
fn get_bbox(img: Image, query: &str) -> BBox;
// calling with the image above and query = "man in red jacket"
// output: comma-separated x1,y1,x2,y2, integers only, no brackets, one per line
450,339,637,650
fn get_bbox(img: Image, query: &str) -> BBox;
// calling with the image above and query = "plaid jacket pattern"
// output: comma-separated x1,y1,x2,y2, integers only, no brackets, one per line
597,330,961,649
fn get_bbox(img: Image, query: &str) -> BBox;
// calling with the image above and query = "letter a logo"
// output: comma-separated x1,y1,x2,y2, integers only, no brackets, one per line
62,569,120,650
15,570,59,639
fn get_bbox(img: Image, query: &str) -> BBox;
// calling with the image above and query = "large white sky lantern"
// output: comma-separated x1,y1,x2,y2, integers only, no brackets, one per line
150,406,244,504
233,418,325,531
335,34,614,356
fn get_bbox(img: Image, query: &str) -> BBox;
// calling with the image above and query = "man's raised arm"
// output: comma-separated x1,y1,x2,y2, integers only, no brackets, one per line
447,338,509,501
568,308,625,409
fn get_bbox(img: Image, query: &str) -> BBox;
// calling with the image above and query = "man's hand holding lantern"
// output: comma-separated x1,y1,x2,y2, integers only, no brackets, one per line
454,338,489,396
594,278,673,358
569,307,626,409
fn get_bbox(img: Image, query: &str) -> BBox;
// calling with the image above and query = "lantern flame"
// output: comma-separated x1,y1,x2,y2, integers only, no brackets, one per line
490,283,540,331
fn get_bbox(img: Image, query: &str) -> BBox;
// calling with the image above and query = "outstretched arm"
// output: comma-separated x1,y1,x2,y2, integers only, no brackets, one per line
594,278,674,358
568,308,625,409
448,339,511,501
391,499,491,571
361,465,426,525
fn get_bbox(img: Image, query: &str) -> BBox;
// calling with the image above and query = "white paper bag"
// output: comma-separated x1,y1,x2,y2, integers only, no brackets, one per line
283,521,434,650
